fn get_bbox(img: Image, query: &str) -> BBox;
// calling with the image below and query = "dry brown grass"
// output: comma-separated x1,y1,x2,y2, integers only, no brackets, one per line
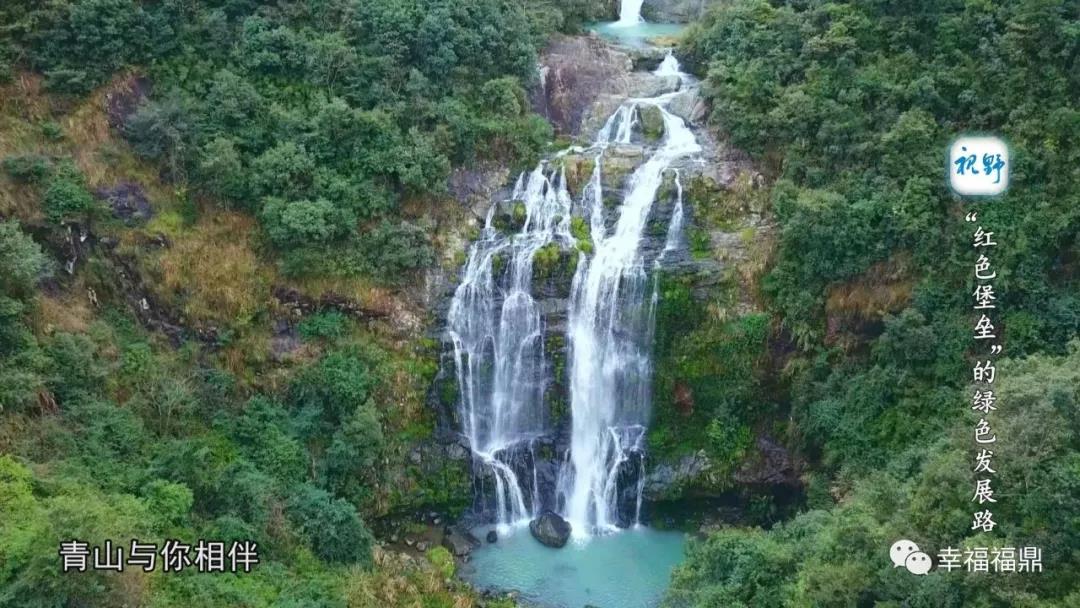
0,71,176,219
0,74,55,218
826,254,914,320
343,548,475,608
291,275,403,318
34,291,94,335
60,72,172,196
154,211,269,327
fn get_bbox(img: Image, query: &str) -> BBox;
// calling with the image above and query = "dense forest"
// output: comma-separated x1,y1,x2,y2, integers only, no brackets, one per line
0,1,600,606
0,0,1078,607
664,1,1080,606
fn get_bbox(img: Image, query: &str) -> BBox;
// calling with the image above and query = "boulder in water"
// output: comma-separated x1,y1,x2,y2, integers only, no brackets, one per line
486,530,498,543
529,510,572,548
639,105,665,141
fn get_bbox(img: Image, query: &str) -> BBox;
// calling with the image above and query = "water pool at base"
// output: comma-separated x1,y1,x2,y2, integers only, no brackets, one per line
461,526,687,608
588,22,687,47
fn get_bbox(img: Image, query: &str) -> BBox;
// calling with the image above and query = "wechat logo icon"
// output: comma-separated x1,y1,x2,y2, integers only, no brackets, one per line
891,539,932,575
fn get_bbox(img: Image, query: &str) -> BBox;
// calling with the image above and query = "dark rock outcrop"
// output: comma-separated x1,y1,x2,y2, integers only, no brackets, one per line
442,525,481,557
448,161,511,221
529,510,572,548
643,436,801,501
271,285,387,321
734,436,799,487
486,530,498,543
97,182,152,225
105,74,151,130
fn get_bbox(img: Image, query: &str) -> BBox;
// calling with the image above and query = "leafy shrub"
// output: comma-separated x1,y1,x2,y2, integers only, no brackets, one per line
124,99,189,178
260,197,356,249
297,311,348,341
42,166,96,223
24,0,165,94
286,484,374,565
289,350,373,440
0,220,51,299
356,220,435,281
2,155,52,182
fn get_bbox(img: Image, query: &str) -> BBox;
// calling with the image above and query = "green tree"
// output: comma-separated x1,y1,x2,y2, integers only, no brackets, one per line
286,484,374,565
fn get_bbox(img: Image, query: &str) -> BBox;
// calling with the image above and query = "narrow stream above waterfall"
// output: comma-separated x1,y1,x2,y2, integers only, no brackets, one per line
444,10,703,607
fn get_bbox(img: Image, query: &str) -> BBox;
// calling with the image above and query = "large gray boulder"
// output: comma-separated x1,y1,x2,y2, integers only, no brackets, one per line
529,510,572,548
442,525,481,557
533,34,635,136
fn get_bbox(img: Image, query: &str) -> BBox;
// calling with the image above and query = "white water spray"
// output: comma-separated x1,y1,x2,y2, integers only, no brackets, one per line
560,94,700,536
654,53,680,77
614,0,645,27
448,166,573,529
450,56,701,537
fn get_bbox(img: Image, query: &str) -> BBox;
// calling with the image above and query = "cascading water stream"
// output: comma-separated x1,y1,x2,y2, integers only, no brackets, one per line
449,56,702,538
614,0,645,27
448,166,573,530
560,96,701,537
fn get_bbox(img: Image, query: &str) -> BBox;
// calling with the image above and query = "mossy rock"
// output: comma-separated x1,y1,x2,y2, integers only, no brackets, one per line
512,201,527,223
531,243,578,284
492,252,508,277
657,171,678,205
601,155,637,191
639,104,665,142
686,171,768,231
602,189,622,209
436,374,459,408
688,227,712,259
647,215,669,239
559,155,593,198
544,332,570,423
570,215,594,254
532,243,561,279
547,391,568,424
493,200,528,233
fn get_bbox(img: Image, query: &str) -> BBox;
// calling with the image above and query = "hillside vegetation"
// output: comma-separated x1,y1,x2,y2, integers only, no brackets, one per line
0,1,599,606
664,1,1080,606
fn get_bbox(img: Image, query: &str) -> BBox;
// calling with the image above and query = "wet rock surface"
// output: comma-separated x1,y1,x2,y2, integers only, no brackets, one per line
449,161,512,222
533,34,635,135
529,510,572,548
443,525,482,557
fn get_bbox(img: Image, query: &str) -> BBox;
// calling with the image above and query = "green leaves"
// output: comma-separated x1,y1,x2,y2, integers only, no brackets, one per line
673,2,1080,605
42,167,97,224
286,484,374,566
261,197,355,248
0,221,51,298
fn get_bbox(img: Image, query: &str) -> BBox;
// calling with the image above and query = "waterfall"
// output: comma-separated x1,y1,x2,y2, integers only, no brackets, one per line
662,169,684,256
449,56,701,537
447,166,573,529
614,0,645,27
654,53,680,78
560,101,700,536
